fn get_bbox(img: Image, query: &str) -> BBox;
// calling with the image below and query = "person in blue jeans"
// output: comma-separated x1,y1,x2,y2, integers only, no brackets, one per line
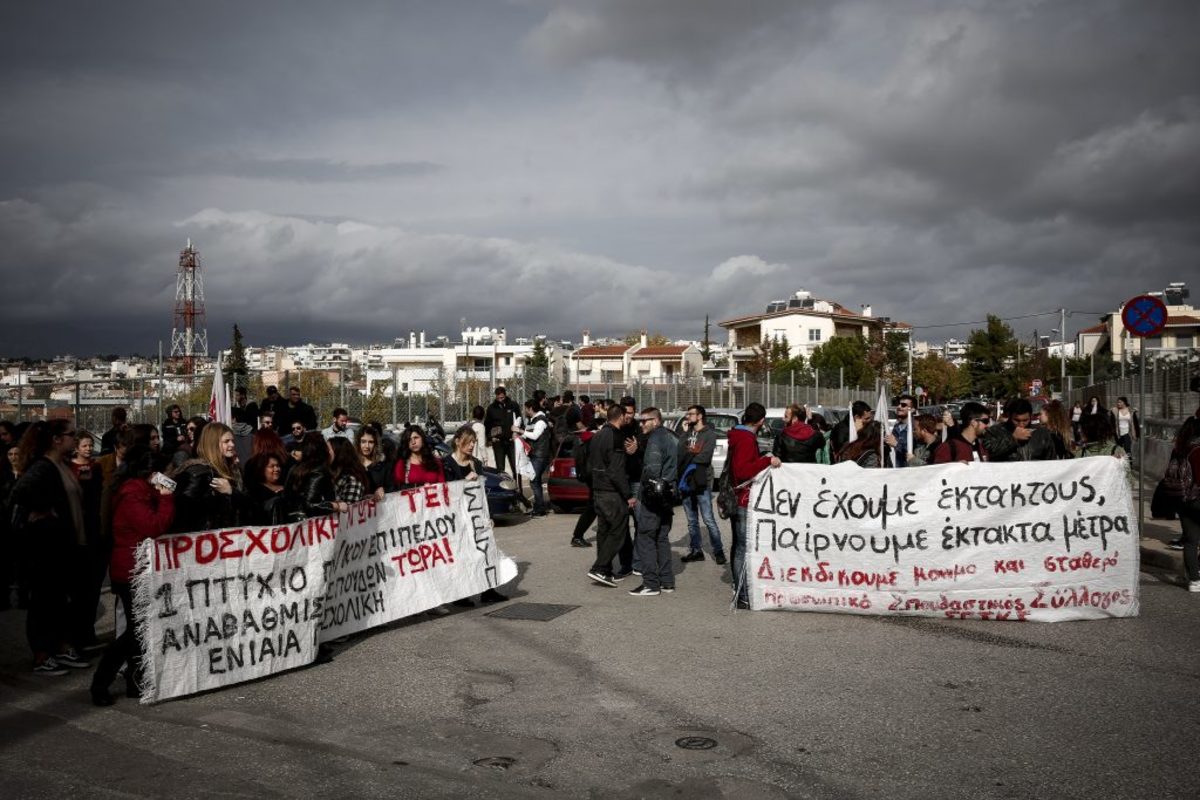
678,405,725,565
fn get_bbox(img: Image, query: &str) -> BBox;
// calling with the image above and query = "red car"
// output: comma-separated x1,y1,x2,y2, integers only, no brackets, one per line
548,434,590,510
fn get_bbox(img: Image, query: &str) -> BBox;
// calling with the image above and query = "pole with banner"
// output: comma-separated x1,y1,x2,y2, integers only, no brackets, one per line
1120,293,1169,538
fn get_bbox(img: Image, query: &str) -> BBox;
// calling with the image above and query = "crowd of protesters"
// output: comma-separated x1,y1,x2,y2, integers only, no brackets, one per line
0,381,1197,702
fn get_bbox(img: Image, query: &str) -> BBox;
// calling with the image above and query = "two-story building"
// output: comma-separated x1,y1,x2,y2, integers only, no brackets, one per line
718,290,898,381
567,332,704,388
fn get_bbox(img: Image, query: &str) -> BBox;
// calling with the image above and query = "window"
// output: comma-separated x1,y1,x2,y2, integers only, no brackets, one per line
504,357,511,366
808,329,822,342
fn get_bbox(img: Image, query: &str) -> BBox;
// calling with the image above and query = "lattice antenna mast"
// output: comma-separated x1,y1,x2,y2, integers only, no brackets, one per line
169,238,209,374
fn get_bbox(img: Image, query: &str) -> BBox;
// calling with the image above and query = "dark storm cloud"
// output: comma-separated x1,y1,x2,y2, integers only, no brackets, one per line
1,1,1197,356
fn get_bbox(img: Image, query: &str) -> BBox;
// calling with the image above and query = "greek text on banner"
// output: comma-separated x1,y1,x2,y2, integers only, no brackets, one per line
133,480,517,703
746,458,1138,622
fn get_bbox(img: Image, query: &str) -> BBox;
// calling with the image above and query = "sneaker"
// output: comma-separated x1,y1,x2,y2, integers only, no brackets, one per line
1168,538,1184,551
628,584,660,597
713,552,727,566
632,570,643,577
660,585,676,593
735,598,751,610
587,570,617,588
570,538,591,548
33,658,68,677
1188,581,1200,593
54,649,91,669
680,551,705,563
612,569,633,581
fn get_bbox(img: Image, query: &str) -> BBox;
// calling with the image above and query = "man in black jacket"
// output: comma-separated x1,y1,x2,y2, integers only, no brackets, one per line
259,386,287,431
485,386,522,480
587,405,635,587
983,398,1055,462
284,387,318,432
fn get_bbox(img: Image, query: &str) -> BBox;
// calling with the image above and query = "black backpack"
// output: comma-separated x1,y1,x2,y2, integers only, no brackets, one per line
715,459,737,519
573,435,592,485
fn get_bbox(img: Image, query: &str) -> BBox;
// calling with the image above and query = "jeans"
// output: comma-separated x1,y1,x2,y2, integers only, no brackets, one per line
530,456,548,513
683,489,723,555
621,481,640,573
591,491,629,577
635,503,673,590
730,505,749,604
1181,503,1200,582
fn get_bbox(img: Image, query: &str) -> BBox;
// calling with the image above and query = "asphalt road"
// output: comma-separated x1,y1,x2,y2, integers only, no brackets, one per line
1,507,1197,800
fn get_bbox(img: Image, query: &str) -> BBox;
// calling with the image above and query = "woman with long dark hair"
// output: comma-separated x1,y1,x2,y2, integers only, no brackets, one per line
89,445,174,705
1111,396,1140,457
393,425,445,489
10,420,91,675
356,426,390,497
329,437,369,507
837,420,893,468
244,452,289,525
1168,417,1200,592
171,422,246,533
285,432,340,517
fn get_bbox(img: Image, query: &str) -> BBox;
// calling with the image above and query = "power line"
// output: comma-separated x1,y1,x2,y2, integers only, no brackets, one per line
909,311,1061,331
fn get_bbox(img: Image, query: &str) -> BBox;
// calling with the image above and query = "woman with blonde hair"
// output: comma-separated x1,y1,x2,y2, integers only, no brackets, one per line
171,422,246,533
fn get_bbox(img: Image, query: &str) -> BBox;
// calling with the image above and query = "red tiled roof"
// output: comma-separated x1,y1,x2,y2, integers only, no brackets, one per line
631,346,690,358
573,345,631,357
1078,323,1107,334
1167,315,1200,325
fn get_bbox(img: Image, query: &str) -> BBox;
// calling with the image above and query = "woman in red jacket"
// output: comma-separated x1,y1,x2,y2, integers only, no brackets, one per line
90,446,174,706
393,425,446,489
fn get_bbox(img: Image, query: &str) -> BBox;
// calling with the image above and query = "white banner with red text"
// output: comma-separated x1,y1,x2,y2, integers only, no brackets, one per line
746,458,1138,622
132,479,517,703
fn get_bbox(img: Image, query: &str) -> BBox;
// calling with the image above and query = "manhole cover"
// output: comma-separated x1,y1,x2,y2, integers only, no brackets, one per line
473,756,517,770
675,736,718,751
485,602,579,622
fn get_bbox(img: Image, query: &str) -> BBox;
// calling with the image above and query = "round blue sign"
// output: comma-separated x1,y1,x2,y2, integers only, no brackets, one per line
1121,294,1168,338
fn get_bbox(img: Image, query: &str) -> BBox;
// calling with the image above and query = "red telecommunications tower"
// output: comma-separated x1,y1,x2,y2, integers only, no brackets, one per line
170,239,209,374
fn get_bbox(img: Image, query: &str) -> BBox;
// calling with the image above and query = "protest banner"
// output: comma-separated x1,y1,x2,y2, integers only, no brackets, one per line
133,479,517,703
746,458,1138,622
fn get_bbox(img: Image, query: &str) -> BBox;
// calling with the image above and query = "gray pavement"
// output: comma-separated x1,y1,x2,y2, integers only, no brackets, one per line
1,504,1198,799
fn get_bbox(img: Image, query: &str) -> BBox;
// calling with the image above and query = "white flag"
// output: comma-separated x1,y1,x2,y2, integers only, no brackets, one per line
208,359,231,425
876,385,888,467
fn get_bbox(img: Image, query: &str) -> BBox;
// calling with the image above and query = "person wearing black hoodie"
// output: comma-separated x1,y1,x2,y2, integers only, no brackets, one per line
772,403,825,464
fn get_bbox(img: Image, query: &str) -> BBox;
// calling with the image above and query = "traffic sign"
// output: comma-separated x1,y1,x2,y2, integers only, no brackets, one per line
1121,294,1168,338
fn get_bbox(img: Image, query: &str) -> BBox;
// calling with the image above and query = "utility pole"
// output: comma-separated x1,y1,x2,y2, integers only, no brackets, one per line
1060,307,1067,395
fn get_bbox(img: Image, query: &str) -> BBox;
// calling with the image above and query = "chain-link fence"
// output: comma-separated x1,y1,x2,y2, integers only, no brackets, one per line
1066,347,1198,440
1,365,887,434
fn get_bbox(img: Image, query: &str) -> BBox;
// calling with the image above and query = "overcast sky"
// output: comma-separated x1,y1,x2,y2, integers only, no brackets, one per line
2,0,1197,357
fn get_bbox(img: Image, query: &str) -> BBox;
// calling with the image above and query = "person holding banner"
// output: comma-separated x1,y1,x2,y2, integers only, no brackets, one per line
329,438,369,506
90,445,175,706
904,414,940,466
356,425,390,496
729,403,780,609
444,425,509,606
838,420,894,468
830,401,872,460
285,432,339,517
170,423,248,534
892,395,915,466
394,426,445,490
931,402,990,463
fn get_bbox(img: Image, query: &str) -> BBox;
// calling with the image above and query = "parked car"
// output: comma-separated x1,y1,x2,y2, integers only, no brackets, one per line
663,412,738,483
548,434,591,510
